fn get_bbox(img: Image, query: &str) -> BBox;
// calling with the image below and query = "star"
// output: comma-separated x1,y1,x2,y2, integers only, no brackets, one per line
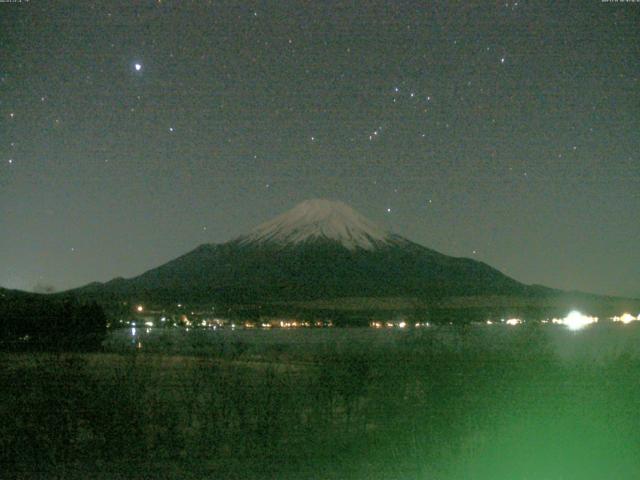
134,63,142,72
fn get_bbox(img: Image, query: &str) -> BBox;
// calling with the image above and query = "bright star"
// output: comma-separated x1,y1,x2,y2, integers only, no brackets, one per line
134,63,142,71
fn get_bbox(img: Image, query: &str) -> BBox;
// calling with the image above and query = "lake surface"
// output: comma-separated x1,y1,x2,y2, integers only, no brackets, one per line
104,321,640,363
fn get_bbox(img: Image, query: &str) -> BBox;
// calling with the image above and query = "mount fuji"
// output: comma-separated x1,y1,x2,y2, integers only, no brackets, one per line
73,200,526,300
70,199,638,320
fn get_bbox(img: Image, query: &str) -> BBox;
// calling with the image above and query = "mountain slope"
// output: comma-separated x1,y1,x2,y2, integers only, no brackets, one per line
73,199,529,306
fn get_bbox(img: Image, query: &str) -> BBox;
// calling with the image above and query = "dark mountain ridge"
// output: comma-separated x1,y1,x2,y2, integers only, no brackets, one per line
43,199,640,319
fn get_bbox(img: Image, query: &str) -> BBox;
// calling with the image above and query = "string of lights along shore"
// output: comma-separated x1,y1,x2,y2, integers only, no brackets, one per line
1,1,638,298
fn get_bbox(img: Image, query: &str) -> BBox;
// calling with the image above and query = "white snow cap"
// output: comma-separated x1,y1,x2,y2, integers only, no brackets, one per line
239,199,395,250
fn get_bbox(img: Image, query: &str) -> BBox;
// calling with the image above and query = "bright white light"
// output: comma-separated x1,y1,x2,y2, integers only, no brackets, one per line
144,321,154,327
505,318,522,326
136,305,144,312
134,63,142,71
398,321,406,328
612,313,637,325
131,327,136,336
562,311,598,330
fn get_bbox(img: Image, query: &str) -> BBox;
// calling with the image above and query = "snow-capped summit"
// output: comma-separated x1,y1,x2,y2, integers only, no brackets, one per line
237,199,395,250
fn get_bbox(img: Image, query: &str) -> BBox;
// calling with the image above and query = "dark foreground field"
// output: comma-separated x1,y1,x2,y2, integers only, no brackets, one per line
2,325,640,479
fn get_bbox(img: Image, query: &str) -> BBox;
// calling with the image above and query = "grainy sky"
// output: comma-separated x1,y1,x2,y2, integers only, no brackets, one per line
1,1,638,297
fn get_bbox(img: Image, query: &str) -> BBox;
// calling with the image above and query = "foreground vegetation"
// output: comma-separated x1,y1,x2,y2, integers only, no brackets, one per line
0,292,107,351
2,325,640,479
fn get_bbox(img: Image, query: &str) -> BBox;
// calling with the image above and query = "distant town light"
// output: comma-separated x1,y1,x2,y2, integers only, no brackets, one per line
136,305,144,312
505,318,522,326
560,311,598,330
612,313,637,325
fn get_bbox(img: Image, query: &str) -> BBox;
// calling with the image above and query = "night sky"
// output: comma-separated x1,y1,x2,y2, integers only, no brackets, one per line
1,1,638,298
